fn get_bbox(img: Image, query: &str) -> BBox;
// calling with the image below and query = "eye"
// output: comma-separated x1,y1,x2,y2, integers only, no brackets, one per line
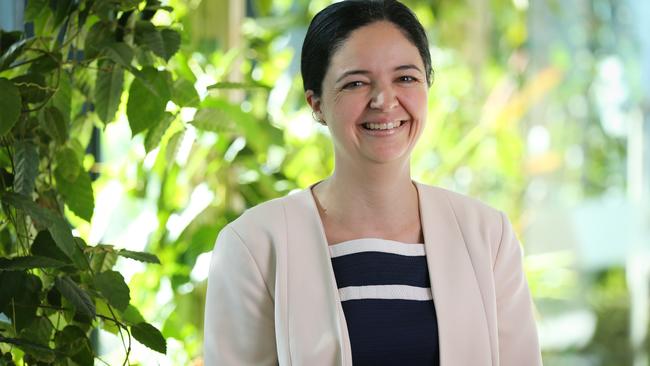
397,75,417,83
342,80,366,89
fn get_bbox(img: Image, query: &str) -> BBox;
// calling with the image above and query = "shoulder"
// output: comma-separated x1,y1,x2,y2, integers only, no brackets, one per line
226,193,291,244
416,182,508,255
417,182,503,223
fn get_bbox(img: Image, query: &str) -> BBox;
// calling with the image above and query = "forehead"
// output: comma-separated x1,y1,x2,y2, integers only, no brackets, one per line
327,21,423,76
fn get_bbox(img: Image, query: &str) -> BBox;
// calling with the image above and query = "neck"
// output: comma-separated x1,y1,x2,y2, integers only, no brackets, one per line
315,156,419,224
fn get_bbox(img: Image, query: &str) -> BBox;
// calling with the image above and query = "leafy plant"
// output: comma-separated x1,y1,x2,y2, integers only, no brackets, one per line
0,0,194,364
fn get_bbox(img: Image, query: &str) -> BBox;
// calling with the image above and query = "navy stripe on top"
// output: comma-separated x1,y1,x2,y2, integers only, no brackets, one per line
329,238,440,366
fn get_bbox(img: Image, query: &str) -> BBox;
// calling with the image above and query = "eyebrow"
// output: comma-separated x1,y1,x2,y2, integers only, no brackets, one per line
335,64,423,83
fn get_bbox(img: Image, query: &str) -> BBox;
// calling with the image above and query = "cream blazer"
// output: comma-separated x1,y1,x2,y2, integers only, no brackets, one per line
203,182,542,365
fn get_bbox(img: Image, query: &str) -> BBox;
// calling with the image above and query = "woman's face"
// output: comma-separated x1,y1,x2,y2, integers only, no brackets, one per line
307,21,429,167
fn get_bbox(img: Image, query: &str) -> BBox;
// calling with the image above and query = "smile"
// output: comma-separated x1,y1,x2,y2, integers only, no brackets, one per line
362,120,407,131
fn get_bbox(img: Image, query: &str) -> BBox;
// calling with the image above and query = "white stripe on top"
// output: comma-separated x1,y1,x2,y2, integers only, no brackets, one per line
329,238,425,258
339,285,433,302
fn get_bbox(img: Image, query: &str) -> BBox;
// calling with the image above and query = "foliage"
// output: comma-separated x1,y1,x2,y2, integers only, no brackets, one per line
0,0,194,363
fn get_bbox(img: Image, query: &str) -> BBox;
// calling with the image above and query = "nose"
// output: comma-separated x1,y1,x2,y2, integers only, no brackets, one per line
369,84,398,110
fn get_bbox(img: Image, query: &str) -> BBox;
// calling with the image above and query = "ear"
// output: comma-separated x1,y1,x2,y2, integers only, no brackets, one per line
305,90,323,120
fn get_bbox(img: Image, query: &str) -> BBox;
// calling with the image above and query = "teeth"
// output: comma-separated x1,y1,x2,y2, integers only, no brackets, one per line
364,121,404,130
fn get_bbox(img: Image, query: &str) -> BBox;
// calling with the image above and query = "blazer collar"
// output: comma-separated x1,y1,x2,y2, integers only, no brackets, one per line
283,182,491,365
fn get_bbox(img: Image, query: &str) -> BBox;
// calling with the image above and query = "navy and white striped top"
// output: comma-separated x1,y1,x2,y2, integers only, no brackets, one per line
329,238,440,366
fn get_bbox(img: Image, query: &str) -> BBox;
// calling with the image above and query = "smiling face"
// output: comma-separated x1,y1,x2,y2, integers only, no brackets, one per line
306,20,429,168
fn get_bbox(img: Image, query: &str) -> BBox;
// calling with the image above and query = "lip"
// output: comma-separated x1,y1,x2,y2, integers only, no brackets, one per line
358,120,409,136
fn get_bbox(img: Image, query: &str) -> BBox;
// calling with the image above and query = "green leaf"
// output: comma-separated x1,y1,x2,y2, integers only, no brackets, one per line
84,21,113,60
0,37,31,71
126,67,171,135
51,71,72,126
131,322,166,354
1,336,56,363
55,167,94,222
54,325,93,364
55,276,96,320
160,29,181,61
0,255,67,270
50,0,75,29
94,270,130,312
1,192,54,227
0,272,41,331
171,78,199,107
190,108,232,133
41,106,69,144
121,304,145,325
20,316,54,347
0,78,22,135
88,244,118,273
28,51,63,74
31,230,72,264
103,42,134,68
207,81,272,90
117,249,160,264
49,217,88,270
165,130,184,163
13,141,39,196
144,112,174,153
94,61,124,124
54,147,80,182
134,21,173,60
12,73,49,104
203,97,283,152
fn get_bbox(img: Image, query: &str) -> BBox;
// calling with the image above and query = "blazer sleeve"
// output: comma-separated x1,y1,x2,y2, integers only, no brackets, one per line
203,225,278,366
494,211,543,366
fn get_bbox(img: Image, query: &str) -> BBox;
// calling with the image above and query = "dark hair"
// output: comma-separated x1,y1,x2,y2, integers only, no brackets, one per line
300,0,433,97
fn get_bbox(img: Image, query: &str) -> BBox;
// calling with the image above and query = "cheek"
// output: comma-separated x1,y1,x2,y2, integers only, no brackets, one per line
400,89,428,119
330,95,367,122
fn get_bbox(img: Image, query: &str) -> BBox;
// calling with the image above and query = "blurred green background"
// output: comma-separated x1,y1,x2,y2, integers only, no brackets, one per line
3,0,649,364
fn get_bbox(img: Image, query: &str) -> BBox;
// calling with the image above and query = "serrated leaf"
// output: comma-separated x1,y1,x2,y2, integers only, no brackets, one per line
126,67,171,135
13,141,39,196
94,270,130,312
55,276,95,319
165,130,184,163
121,304,145,325
144,112,174,153
20,316,54,346
88,244,118,273
0,255,67,270
117,249,160,264
54,146,80,181
49,216,88,270
54,325,93,364
41,106,68,144
171,78,199,108
3,336,56,362
51,70,71,126
131,322,166,354
94,61,124,124
31,230,71,263
84,21,113,60
1,192,54,227
12,73,49,103
134,21,164,59
0,78,21,135
103,42,134,68
55,167,94,222
160,29,180,61
190,108,231,133
0,272,41,331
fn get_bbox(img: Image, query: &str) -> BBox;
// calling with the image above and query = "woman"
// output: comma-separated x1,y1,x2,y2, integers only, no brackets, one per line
204,1,542,365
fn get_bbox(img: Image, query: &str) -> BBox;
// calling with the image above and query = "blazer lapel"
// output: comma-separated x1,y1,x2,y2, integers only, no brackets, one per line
283,189,352,366
416,182,492,365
